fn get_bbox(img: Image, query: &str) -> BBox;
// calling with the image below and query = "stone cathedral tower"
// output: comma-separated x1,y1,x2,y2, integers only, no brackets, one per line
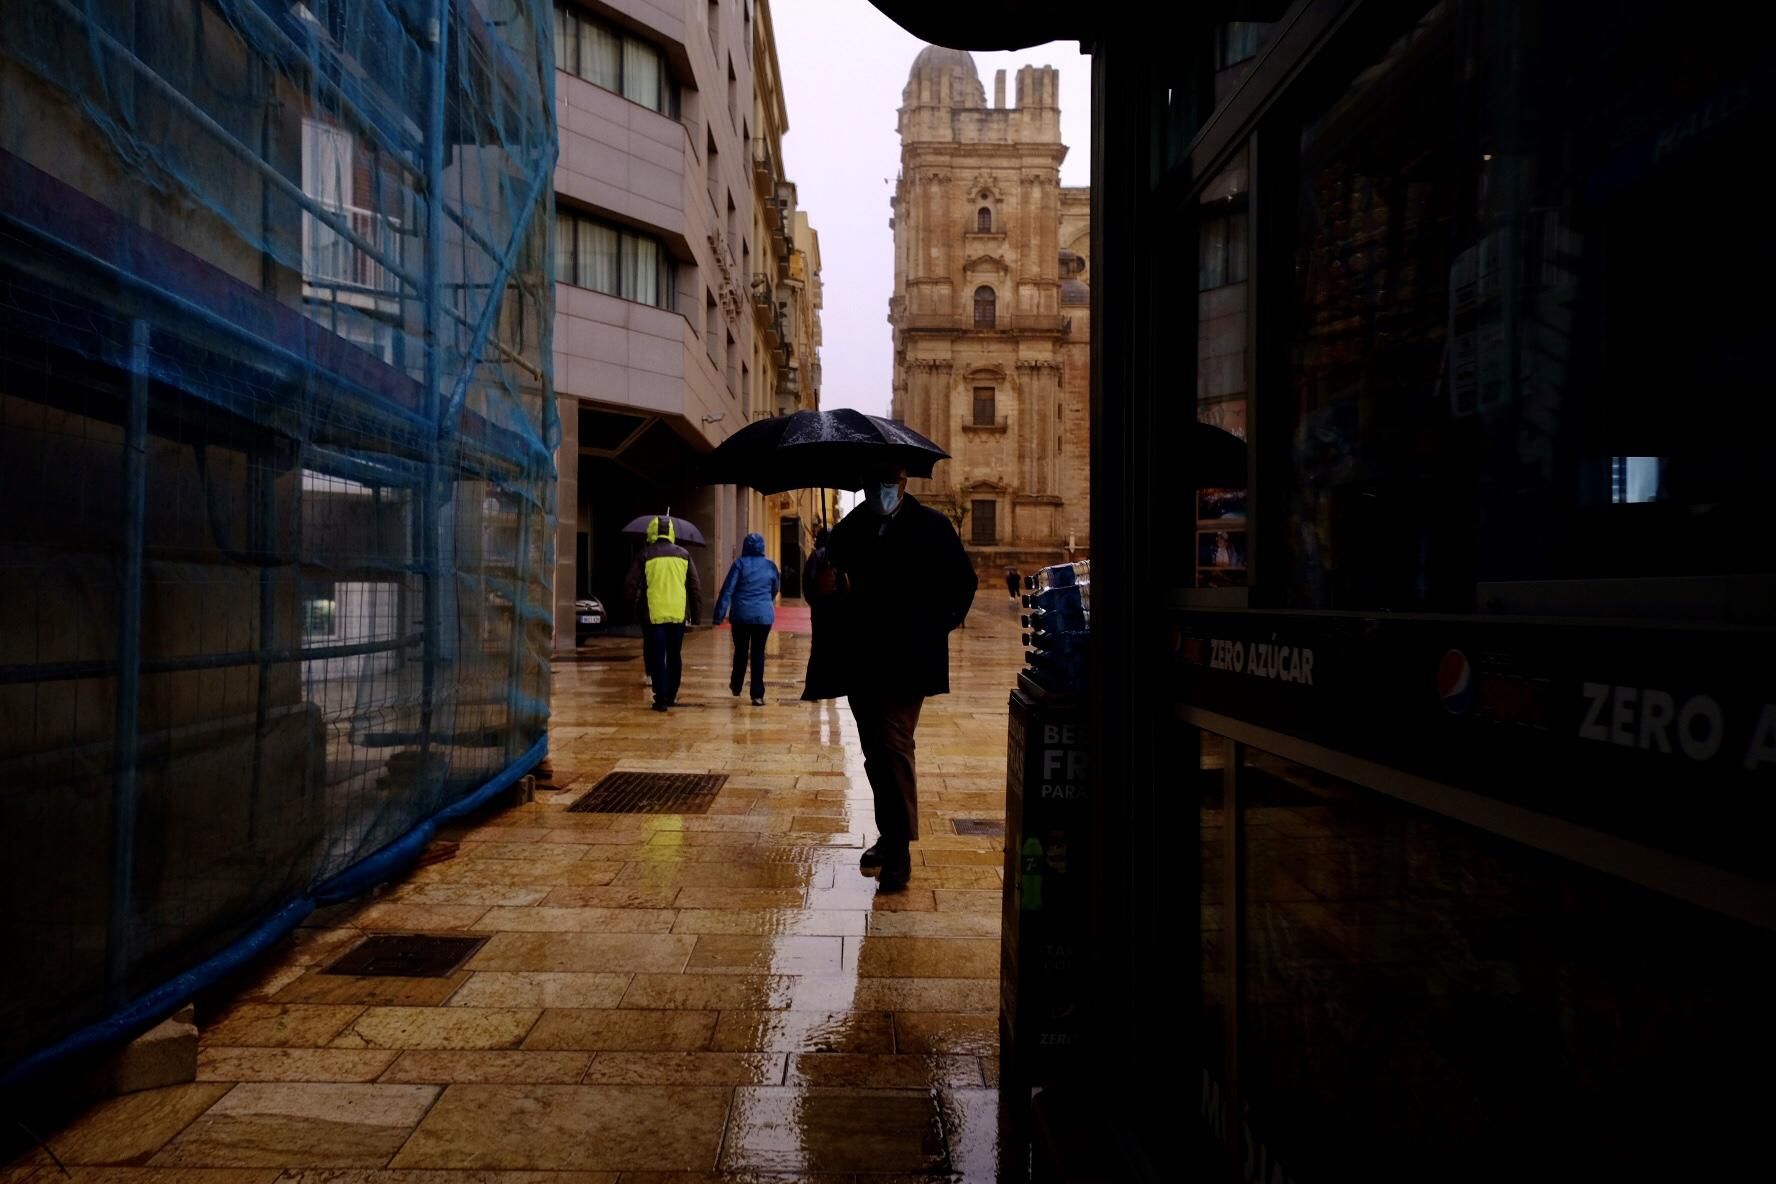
889,46,1091,578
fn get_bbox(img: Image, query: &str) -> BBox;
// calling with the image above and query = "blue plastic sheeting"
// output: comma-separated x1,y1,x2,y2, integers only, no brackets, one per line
0,736,546,1090
0,0,557,1080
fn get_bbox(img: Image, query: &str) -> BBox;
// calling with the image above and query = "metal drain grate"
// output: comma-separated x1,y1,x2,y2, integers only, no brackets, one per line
323,933,487,978
953,818,1005,837
567,771,729,814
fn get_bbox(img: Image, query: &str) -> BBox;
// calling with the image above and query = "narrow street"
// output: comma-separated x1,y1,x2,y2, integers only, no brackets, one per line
14,600,1026,1180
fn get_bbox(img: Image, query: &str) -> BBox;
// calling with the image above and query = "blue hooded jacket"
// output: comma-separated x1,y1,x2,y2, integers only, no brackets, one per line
714,532,779,626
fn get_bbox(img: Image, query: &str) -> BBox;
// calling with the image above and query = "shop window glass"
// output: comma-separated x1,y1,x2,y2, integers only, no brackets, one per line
1198,734,1230,1163
1196,149,1249,589
1279,0,1776,614
1233,744,1775,1178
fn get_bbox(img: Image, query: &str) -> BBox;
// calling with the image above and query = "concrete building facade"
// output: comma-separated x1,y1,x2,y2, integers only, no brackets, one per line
742,6,835,598
889,46,1091,582
551,0,821,646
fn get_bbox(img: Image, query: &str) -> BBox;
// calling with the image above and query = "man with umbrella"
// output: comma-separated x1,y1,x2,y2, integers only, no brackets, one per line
808,463,977,890
622,516,702,711
705,409,977,888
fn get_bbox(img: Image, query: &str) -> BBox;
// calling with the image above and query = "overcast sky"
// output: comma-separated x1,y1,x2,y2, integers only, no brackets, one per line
770,0,1091,421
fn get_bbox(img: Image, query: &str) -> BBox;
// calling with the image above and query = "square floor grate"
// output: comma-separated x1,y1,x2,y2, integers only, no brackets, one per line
953,818,1005,837
566,771,729,814
323,933,487,978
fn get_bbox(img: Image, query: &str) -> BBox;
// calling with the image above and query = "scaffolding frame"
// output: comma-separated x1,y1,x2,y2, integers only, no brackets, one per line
0,0,558,1082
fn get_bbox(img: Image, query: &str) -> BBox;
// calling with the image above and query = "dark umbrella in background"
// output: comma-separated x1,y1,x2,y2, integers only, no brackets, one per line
619,513,707,545
701,408,949,493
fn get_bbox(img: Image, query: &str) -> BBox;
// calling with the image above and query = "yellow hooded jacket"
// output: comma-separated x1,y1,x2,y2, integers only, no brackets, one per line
622,517,701,625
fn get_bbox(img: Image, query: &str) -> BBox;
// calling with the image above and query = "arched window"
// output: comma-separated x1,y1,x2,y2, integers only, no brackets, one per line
973,285,996,328
976,206,992,233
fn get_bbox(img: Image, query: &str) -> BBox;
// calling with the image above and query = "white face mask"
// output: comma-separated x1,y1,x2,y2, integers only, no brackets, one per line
869,481,903,515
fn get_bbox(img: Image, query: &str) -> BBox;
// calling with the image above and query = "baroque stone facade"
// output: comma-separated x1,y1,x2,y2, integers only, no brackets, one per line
889,46,1091,581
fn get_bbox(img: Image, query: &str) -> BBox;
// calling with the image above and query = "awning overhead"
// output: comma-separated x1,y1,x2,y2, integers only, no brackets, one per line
867,1,1292,49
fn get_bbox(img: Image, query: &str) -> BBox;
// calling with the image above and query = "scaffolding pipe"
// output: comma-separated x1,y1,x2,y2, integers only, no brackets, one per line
506,495,532,763
419,0,451,771
439,154,554,427
105,318,150,1009
226,0,544,289
0,633,427,686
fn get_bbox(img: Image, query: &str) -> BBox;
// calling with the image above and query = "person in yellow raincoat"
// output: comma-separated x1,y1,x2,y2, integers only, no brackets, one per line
623,516,702,711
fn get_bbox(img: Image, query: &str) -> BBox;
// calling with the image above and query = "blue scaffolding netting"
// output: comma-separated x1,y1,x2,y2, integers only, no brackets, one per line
0,0,558,1083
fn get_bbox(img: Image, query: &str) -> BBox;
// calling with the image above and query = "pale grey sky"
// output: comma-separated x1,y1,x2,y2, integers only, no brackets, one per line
770,0,1090,421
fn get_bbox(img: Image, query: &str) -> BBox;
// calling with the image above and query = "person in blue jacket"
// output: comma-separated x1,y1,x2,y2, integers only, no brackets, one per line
713,531,780,705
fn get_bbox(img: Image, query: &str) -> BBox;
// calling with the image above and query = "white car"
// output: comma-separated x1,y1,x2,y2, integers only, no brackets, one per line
574,596,606,642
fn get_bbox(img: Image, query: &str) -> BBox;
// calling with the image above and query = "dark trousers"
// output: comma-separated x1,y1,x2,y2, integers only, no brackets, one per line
646,622,685,705
730,623,771,698
847,691,925,846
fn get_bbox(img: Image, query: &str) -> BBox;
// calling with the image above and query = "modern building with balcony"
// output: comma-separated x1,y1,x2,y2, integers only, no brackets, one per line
745,32,833,594
550,0,821,642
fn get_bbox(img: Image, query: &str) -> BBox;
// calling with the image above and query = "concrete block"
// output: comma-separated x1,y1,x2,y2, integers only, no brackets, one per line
105,1006,198,1095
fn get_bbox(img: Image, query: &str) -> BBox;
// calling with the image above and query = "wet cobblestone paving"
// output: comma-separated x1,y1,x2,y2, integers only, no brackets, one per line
9,602,1025,1182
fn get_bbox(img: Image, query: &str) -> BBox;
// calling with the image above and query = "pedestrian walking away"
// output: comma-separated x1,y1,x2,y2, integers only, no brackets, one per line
714,531,780,705
805,466,976,889
1005,566,1020,600
623,516,701,711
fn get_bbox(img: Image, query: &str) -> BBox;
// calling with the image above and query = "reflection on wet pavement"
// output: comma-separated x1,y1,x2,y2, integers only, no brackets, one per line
11,603,1024,1180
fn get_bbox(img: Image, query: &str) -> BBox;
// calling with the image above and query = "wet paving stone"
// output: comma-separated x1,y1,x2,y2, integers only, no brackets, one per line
26,606,1024,1178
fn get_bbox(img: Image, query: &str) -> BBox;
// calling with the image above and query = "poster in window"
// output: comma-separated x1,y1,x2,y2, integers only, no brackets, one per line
1199,529,1246,570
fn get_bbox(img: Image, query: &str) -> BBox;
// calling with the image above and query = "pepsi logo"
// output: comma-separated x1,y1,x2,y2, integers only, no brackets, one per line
1438,650,1474,715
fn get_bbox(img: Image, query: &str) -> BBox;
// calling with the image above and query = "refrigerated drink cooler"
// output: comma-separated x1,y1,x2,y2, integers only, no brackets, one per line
1002,576,1093,1088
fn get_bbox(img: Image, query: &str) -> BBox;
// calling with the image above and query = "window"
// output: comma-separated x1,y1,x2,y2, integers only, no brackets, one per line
705,289,719,360
707,0,719,54
1272,0,1776,612
554,5,673,115
706,130,720,214
1216,22,1263,68
301,580,338,639
972,386,996,426
977,207,993,232
971,499,997,545
1198,205,1248,290
728,58,738,130
556,209,674,308
726,330,737,395
973,285,996,328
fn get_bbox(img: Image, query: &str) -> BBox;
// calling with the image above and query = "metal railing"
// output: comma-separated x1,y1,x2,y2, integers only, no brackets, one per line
304,204,404,294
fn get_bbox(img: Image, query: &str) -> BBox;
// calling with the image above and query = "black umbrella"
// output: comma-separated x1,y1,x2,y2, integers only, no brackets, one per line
620,514,707,546
702,409,949,493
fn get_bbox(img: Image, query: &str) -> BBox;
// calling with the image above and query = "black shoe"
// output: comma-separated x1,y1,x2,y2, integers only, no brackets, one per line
751,696,765,706
651,701,669,712
731,684,742,697
859,842,885,872
878,857,913,891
